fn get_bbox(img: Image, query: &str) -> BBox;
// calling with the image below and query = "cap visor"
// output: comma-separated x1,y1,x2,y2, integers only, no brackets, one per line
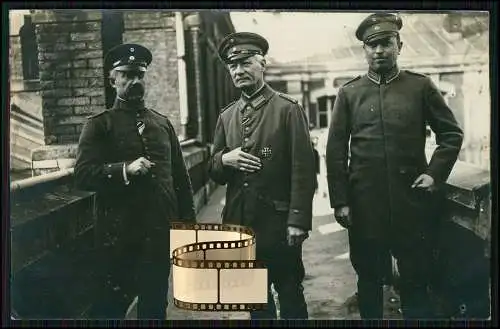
365,32,398,43
225,53,255,64
113,65,147,72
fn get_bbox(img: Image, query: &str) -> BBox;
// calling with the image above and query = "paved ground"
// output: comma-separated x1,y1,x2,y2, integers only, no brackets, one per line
127,129,402,320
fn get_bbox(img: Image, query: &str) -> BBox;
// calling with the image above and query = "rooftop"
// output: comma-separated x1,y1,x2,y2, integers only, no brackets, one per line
283,13,489,70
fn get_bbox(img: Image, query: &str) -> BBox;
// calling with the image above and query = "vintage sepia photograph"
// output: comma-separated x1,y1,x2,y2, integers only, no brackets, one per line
8,8,492,321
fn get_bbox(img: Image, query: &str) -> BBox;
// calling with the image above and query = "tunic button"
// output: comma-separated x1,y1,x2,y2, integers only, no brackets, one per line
243,182,249,187
107,174,112,178
245,127,249,131
244,138,249,142
151,174,156,178
293,209,299,214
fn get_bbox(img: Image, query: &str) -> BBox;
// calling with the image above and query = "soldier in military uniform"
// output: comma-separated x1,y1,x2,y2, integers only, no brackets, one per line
74,44,196,319
208,32,316,319
326,13,464,319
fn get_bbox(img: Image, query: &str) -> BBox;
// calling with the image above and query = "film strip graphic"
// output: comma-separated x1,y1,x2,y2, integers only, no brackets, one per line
170,222,268,312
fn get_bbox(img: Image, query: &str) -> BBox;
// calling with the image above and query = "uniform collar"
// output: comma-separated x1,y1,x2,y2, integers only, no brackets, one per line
367,65,400,85
112,96,146,111
237,83,275,112
242,82,266,100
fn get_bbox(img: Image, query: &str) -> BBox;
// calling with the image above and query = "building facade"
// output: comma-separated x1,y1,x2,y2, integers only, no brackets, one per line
9,9,237,174
264,13,490,170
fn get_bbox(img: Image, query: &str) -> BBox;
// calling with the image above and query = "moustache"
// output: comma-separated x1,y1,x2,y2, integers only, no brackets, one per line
125,82,145,100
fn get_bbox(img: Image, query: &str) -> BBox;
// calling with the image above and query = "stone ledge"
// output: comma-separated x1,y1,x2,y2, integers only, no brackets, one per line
10,183,95,271
442,160,491,242
444,160,490,210
32,144,78,161
182,144,208,170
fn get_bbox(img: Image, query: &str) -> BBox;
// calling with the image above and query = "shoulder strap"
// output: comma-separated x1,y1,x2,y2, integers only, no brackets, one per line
342,75,361,87
278,92,298,104
405,70,427,78
220,100,237,114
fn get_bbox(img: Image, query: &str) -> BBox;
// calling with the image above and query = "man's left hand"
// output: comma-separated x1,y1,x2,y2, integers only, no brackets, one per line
411,173,436,192
287,226,309,247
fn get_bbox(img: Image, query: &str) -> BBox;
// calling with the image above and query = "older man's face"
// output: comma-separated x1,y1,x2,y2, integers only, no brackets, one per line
227,55,265,90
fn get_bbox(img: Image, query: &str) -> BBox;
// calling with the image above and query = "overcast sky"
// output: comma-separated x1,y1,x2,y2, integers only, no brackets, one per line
229,11,369,63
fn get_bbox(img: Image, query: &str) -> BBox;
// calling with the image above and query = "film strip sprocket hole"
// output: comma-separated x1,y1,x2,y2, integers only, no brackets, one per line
170,222,268,311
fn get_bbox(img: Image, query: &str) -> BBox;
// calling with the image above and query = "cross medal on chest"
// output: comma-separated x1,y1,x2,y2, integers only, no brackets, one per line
260,146,272,159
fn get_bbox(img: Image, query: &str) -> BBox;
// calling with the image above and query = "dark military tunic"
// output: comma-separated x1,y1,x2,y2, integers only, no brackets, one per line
208,84,315,247
209,83,314,319
326,69,464,239
74,98,195,314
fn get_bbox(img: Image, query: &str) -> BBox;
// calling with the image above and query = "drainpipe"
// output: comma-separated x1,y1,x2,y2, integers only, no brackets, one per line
184,13,203,144
175,12,189,141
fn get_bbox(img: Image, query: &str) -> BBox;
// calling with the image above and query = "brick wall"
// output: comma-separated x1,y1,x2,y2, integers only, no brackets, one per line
10,35,23,82
32,10,105,145
122,12,182,135
18,10,236,176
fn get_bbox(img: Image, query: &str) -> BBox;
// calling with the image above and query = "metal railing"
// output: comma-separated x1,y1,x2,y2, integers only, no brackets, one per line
9,138,202,192
10,167,74,192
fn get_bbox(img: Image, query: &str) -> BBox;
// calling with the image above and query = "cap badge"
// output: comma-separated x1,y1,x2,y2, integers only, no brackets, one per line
130,47,135,52
374,25,381,30
129,55,135,61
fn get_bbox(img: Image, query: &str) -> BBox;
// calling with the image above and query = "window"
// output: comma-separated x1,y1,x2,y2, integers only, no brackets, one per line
19,15,39,81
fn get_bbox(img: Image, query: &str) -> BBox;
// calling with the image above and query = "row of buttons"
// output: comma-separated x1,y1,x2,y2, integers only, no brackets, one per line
136,114,157,179
241,105,252,187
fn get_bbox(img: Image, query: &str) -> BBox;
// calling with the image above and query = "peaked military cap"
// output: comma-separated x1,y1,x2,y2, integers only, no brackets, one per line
104,43,153,72
218,32,269,64
355,13,403,43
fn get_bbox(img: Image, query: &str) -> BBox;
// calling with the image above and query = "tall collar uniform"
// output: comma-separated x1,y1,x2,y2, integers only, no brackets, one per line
112,97,146,112
367,65,401,85
237,82,273,114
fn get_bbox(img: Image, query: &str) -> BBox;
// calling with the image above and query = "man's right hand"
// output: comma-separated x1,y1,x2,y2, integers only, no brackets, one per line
126,156,155,176
334,205,351,229
221,147,262,173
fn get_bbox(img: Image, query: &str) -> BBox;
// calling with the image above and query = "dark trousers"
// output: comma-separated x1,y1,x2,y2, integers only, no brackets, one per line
88,233,171,319
250,242,308,320
348,229,435,319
